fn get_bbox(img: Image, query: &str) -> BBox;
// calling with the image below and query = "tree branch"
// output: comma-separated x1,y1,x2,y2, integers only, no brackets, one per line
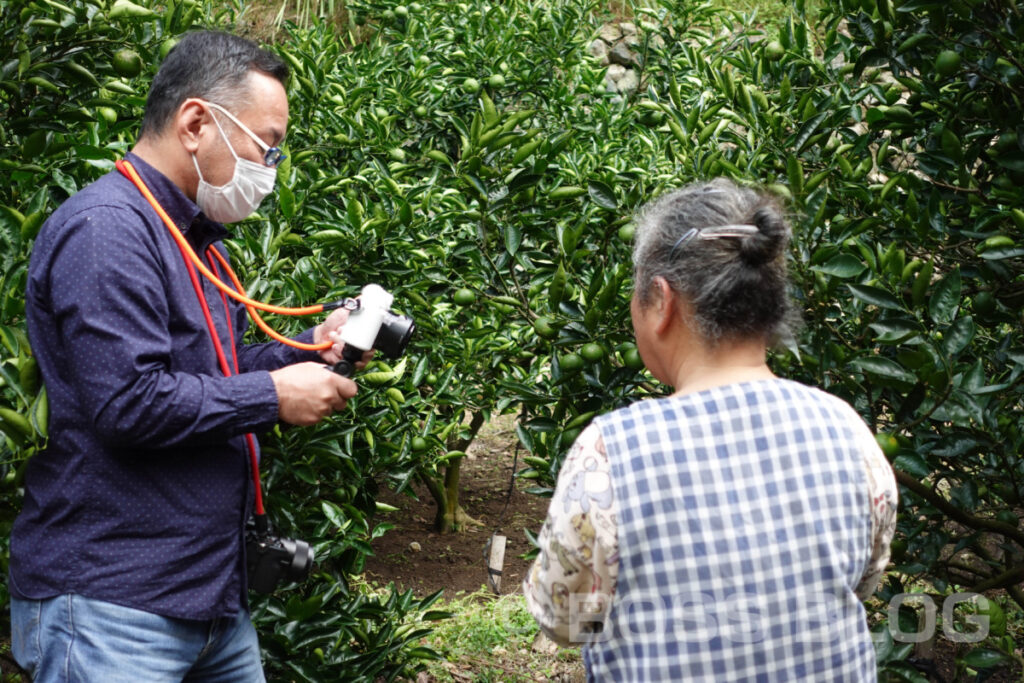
893,469,1024,547
967,563,1024,595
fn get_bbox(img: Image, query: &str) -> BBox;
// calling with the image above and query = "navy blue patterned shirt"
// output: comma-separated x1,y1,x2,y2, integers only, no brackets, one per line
10,153,320,619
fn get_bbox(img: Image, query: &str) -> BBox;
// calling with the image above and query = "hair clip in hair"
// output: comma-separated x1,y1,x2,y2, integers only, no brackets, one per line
668,228,700,258
698,224,760,238
669,224,759,259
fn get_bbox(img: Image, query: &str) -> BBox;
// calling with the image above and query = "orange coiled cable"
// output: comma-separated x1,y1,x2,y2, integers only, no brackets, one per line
207,247,329,352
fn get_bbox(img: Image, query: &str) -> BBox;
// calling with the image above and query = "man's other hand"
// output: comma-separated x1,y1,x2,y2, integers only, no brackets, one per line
314,306,375,368
269,362,357,426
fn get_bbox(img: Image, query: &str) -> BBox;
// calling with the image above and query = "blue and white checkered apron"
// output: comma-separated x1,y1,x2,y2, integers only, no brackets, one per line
584,379,877,682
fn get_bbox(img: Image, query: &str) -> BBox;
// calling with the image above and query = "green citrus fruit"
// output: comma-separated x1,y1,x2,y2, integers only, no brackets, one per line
617,223,635,242
638,110,665,127
488,73,505,89
462,77,481,94
410,2,422,11
533,316,558,339
388,147,406,162
454,287,476,305
580,342,605,363
411,436,429,452
112,48,143,78
382,9,395,21
622,347,644,370
765,40,785,61
98,107,118,125
889,538,908,562
934,50,961,78
159,37,179,60
875,432,899,457
394,5,409,17
415,55,430,68
415,104,428,117
560,352,584,373
425,373,438,385
973,291,996,316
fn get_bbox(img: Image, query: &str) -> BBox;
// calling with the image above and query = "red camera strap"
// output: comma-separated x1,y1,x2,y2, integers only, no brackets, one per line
116,160,266,516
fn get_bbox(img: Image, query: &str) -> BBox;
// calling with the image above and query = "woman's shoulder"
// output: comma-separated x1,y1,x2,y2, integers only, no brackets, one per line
596,378,869,429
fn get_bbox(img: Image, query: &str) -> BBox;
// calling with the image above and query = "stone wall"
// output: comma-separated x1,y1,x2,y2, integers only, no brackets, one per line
588,21,664,95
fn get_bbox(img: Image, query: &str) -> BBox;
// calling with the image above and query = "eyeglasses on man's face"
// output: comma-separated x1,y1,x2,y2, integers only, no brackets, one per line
203,100,288,168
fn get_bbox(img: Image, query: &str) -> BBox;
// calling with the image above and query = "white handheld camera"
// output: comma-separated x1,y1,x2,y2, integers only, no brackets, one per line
332,284,415,377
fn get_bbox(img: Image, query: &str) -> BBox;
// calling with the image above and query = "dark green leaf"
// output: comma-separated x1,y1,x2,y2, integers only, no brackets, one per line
894,454,932,478
461,173,488,200
959,648,1011,669
508,172,541,195
979,246,1024,260
587,179,617,210
869,319,921,343
928,268,961,323
850,356,917,388
942,316,974,356
793,112,828,153
421,610,454,621
848,284,905,310
504,223,522,255
813,254,866,278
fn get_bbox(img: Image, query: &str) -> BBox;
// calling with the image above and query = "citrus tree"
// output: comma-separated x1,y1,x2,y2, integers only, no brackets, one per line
258,0,656,536
4,0,1024,678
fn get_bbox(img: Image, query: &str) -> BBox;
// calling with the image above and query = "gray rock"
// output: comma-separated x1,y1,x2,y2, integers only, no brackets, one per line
532,632,560,654
599,23,622,43
616,68,639,94
608,42,637,67
605,64,626,92
588,38,609,66
620,22,637,36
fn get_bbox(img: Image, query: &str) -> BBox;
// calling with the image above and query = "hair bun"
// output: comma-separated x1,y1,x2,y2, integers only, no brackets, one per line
739,205,788,266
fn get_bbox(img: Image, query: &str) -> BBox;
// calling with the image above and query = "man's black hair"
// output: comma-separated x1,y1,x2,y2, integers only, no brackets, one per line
140,30,289,139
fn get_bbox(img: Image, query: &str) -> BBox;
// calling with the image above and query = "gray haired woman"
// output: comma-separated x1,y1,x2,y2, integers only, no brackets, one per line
524,178,897,682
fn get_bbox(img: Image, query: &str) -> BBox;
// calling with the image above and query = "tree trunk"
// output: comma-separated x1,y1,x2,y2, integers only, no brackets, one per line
420,410,487,533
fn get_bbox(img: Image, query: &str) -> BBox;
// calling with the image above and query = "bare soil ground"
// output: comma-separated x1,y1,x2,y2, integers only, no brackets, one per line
362,415,549,600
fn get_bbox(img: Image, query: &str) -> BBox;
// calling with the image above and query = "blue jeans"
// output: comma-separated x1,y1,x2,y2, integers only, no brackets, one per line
10,594,265,682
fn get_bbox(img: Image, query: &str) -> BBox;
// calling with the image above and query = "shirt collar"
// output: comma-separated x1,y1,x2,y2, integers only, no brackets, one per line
123,152,227,242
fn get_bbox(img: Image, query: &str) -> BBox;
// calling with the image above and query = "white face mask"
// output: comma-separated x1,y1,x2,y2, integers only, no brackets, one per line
192,103,279,223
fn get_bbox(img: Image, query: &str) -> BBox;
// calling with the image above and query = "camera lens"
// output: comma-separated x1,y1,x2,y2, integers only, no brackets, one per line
375,312,415,358
280,538,314,580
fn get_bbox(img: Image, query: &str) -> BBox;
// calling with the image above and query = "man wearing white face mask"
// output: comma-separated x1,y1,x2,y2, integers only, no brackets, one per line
190,101,281,224
11,31,360,681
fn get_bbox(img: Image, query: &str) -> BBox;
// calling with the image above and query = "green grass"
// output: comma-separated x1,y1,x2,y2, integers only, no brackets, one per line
419,588,583,682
